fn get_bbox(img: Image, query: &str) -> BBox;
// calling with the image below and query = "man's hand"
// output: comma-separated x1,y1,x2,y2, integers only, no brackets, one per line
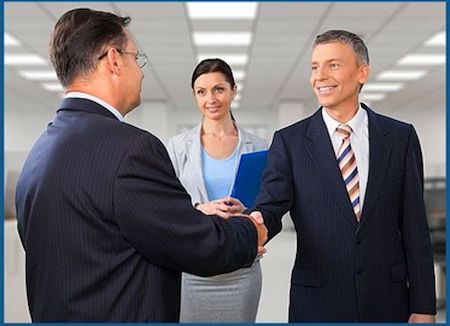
408,313,435,323
243,211,268,256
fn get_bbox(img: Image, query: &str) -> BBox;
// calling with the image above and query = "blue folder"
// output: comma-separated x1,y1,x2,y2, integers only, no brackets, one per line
230,150,269,208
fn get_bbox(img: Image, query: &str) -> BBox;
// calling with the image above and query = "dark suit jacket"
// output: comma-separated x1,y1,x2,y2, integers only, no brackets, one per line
254,104,436,322
15,98,257,322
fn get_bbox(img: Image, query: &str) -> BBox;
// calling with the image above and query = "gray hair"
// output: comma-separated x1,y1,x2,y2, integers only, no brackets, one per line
313,30,369,65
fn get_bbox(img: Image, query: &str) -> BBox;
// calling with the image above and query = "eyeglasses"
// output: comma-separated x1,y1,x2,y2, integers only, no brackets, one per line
98,48,148,68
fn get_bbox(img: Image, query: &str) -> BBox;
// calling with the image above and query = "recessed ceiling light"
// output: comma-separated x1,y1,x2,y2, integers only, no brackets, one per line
193,32,252,46
233,70,246,81
5,54,47,66
359,93,386,101
41,82,64,92
187,2,257,20
376,70,427,81
398,54,445,65
425,31,445,46
19,70,58,80
197,54,247,65
5,32,21,47
363,83,404,92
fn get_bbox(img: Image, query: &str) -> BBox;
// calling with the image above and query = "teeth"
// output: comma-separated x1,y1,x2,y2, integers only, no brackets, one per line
318,86,334,91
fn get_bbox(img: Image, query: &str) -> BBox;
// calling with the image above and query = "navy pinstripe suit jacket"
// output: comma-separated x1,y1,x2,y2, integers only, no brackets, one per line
254,104,436,322
15,98,257,322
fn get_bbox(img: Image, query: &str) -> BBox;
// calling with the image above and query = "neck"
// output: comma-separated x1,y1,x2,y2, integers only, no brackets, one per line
202,116,236,137
67,79,127,117
324,103,359,124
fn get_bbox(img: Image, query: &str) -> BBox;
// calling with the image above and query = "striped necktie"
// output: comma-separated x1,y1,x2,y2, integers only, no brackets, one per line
336,124,361,221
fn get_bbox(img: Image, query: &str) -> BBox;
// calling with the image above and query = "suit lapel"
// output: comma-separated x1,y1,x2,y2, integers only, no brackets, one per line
306,108,358,228
186,124,209,202
358,105,392,230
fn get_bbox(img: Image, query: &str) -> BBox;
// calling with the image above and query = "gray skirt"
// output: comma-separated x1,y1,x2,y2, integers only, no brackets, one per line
180,259,262,322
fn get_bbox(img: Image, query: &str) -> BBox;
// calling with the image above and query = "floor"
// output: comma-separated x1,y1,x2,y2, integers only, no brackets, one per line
4,219,446,323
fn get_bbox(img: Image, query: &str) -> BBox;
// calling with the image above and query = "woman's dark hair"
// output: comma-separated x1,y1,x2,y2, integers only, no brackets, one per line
191,58,237,121
49,8,131,87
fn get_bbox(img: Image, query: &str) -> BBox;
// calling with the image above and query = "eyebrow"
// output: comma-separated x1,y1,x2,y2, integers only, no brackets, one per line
311,58,343,65
194,83,227,90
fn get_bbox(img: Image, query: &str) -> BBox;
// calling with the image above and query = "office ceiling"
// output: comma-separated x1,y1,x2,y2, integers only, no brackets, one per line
4,2,446,116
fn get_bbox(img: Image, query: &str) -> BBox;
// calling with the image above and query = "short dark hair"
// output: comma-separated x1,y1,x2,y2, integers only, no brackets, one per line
49,8,131,87
314,30,369,65
191,58,236,89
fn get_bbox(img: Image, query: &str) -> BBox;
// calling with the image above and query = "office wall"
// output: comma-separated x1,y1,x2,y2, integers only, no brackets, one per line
389,106,445,178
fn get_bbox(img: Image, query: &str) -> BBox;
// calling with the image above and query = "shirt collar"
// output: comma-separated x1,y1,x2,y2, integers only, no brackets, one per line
322,104,366,138
64,92,125,122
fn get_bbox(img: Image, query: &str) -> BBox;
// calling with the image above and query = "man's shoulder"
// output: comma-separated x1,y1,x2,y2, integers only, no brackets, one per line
368,107,413,135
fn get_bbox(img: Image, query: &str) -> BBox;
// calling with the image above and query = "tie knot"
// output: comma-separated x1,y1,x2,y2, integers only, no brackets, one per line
336,124,352,139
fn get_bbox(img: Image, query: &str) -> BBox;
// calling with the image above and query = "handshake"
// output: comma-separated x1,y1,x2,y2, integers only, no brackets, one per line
195,196,267,256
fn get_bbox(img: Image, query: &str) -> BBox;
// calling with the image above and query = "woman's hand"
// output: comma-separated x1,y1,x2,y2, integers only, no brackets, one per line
195,196,246,219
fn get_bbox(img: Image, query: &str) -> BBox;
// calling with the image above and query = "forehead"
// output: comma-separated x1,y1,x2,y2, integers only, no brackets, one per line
311,41,356,61
194,72,228,87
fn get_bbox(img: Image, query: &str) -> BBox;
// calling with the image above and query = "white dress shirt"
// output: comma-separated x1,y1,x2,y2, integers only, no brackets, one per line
65,92,125,122
322,105,369,209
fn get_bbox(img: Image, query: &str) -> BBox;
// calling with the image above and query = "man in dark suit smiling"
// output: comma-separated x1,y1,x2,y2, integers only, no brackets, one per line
15,8,266,322
251,30,436,322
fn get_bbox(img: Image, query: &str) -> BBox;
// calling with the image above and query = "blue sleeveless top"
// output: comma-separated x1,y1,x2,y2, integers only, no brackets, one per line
201,145,239,201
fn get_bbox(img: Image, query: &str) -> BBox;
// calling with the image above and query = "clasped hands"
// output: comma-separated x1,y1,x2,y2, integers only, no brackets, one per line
195,197,267,256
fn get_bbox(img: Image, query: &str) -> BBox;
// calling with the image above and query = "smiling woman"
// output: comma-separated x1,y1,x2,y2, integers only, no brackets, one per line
166,58,268,322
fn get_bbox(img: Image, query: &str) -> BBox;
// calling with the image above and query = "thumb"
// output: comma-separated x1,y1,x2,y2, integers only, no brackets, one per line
250,211,264,225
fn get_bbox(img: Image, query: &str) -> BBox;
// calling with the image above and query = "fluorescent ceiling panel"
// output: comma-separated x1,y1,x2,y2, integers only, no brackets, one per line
187,2,257,20
5,54,47,66
425,31,445,46
41,82,64,92
197,54,248,65
5,32,21,46
19,70,58,80
359,93,386,101
398,54,445,65
193,32,252,46
376,70,427,81
363,83,404,92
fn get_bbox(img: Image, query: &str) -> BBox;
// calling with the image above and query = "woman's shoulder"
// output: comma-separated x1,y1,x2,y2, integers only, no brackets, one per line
238,126,269,150
169,125,200,148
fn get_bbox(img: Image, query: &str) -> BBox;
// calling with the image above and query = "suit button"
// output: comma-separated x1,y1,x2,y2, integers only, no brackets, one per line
356,238,362,245
357,268,364,275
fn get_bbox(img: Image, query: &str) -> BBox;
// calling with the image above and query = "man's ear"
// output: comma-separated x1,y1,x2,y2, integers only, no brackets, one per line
359,64,370,84
104,48,122,75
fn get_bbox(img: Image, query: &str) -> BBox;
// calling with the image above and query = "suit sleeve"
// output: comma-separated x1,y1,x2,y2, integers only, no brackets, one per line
113,133,258,277
401,125,436,314
253,131,294,241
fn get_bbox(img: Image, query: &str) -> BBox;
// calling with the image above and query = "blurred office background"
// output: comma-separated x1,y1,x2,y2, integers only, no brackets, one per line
4,1,446,322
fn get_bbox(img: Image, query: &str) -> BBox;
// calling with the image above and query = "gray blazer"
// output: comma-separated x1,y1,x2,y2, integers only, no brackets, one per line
167,123,268,205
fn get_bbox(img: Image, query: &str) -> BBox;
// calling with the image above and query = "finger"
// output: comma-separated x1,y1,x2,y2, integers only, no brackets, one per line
226,197,242,205
250,211,264,225
213,209,232,219
257,246,267,256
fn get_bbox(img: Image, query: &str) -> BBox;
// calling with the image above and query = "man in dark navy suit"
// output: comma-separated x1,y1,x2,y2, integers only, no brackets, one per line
251,30,436,322
15,8,267,322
